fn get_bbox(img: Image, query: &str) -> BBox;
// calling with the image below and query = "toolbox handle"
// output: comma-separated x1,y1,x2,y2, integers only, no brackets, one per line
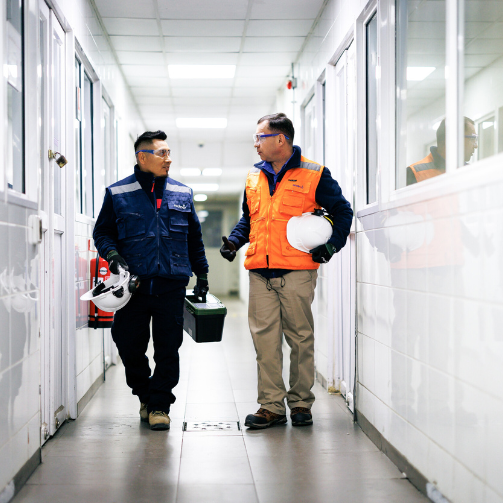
196,292,207,303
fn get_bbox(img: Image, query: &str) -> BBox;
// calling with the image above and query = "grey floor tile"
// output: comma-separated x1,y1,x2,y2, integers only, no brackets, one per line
181,435,247,459
176,484,258,503
179,456,254,485
14,483,178,503
184,402,239,421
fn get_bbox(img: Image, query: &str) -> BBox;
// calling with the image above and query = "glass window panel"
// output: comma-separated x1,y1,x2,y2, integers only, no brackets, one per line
75,58,82,213
396,0,447,188
366,13,378,203
6,0,24,193
39,15,46,210
463,0,503,166
53,30,62,215
83,72,94,217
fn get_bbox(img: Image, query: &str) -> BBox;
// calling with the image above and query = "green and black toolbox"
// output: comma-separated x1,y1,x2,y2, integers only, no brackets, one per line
183,290,227,343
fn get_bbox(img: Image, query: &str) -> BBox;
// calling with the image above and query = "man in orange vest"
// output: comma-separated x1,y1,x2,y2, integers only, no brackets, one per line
220,113,352,428
407,117,477,185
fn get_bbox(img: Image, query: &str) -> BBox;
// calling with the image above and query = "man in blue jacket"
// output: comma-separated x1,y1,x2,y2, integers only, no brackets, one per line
220,113,352,429
93,130,209,430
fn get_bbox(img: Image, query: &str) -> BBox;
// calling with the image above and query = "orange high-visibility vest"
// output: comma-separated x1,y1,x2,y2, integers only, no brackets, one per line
244,156,324,271
408,153,445,182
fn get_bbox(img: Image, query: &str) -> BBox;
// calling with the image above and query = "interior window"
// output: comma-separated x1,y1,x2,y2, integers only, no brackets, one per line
395,0,447,188
366,12,378,203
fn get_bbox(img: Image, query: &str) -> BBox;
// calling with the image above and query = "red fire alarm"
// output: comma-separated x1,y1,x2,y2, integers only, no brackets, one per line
286,77,297,90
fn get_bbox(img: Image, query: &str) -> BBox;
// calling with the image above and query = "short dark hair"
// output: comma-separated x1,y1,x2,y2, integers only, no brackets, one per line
134,130,167,153
436,117,475,146
257,113,294,145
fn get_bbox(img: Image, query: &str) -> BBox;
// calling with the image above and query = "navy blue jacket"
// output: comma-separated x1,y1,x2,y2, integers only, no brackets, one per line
93,166,208,293
229,146,353,277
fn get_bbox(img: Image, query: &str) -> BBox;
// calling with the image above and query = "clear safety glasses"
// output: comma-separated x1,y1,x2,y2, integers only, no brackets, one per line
252,133,290,143
135,148,171,158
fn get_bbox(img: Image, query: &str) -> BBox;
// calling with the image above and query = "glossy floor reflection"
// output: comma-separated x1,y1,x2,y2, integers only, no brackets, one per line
14,299,427,503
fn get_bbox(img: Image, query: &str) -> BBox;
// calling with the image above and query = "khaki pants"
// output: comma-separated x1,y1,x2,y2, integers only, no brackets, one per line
248,270,318,415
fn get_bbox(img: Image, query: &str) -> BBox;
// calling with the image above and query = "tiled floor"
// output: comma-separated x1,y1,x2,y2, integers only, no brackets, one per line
14,300,427,503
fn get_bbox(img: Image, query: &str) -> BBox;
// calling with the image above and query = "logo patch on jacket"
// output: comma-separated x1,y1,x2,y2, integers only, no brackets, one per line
292,184,304,189
173,203,187,210
288,179,297,182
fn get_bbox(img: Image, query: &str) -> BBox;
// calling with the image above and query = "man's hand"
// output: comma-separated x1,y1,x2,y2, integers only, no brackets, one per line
310,243,337,264
193,274,209,300
220,236,237,262
107,250,128,274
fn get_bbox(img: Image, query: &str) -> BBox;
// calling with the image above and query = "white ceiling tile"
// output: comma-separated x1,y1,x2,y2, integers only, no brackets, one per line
157,0,248,20
122,65,168,78
234,76,284,88
246,20,313,37
161,20,245,36
169,79,235,88
250,0,324,20
165,37,242,52
141,105,175,115
232,87,278,97
131,86,172,97
173,106,229,117
173,97,231,107
175,129,227,142
136,95,174,105
239,52,297,65
94,0,156,18
165,53,239,65
102,18,159,36
171,87,233,98
230,96,275,107
116,51,165,65
128,77,170,88
235,65,290,78
243,37,304,53
110,36,162,51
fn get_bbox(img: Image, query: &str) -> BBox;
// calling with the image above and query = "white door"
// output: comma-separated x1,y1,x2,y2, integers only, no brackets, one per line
331,43,357,412
39,3,67,442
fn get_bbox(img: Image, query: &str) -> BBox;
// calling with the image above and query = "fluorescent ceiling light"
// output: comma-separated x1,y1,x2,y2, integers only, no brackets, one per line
176,118,227,129
188,183,219,192
194,194,208,202
407,67,435,81
168,65,236,79
198,210,209,218
202,168,222,177
180,168,201,177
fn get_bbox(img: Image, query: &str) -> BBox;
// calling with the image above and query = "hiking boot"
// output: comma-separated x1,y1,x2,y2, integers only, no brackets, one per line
139,403,148,422
244,408,287,429
290,407,313,426
149,411,171,431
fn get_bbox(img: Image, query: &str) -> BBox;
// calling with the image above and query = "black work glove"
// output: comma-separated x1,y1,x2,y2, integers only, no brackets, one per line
220,236,237,262
310,243,337,264
193,274,209,300
107,250,128,275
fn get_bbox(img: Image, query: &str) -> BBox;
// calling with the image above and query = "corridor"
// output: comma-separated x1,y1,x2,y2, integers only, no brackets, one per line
13,300,425,503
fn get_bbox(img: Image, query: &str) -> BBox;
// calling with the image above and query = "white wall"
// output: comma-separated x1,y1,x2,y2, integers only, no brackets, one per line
281,0,503,502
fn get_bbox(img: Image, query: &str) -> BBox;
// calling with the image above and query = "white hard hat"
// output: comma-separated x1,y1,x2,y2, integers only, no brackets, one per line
287,211,333,253
80,267,140,313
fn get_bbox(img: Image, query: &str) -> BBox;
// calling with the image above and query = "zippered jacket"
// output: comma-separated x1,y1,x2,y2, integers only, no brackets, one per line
93,168,208,281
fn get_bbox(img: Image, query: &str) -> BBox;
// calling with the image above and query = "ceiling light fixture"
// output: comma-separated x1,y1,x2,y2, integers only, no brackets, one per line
202,168,222,177
180,168,201,177
168,65,236,79
194,194,208,202
176,118,227,129
188,183,219,192
407,67,435,81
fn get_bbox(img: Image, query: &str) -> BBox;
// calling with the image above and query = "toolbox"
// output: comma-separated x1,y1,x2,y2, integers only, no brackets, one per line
183,290,227,343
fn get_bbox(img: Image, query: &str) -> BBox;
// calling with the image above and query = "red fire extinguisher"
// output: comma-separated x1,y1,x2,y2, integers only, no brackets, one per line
89,241,114,329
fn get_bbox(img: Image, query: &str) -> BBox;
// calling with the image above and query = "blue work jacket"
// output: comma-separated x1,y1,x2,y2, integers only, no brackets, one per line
93,167,208,283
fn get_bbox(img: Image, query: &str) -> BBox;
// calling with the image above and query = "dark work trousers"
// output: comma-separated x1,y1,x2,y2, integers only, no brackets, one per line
111,284,186,414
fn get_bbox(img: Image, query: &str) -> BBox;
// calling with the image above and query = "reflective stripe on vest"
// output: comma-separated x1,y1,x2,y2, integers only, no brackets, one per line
244,155,324,271
408,153,444,183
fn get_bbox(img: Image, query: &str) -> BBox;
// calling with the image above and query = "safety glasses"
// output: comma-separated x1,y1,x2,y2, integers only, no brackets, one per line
253,133,290,143
135,148,171,158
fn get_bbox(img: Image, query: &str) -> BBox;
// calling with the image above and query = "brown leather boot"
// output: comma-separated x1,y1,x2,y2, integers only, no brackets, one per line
244,408,287,429
290,407,313,426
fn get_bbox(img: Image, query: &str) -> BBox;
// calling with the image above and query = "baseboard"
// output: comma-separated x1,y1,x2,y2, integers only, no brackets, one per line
0,448,41,503
356,409,450,502
315,369,328,389
77,372,104,416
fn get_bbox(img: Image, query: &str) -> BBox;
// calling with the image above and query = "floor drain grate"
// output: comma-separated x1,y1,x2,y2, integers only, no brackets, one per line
183,421,241,432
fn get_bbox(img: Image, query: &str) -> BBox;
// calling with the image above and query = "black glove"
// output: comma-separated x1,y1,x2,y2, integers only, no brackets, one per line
310,243,337,264
107,250,128,275
220,236,237,262
193,274,209,300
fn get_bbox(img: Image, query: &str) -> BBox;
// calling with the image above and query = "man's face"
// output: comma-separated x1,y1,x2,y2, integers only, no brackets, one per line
138,139,172,177
464,122,478,163
254,121,281,162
